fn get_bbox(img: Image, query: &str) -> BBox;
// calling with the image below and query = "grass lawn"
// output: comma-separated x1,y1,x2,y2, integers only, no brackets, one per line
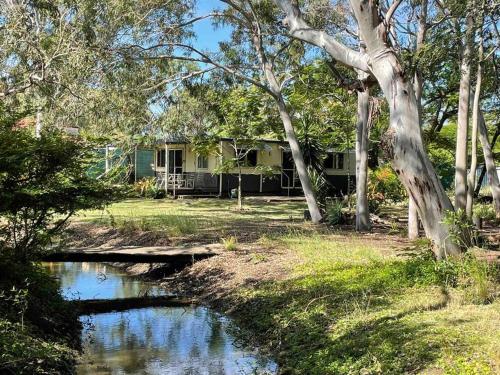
227,233,500,374
75,197,309,242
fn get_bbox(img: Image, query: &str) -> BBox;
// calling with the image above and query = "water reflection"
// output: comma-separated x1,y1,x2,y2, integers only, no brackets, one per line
44,262,277,375
43,262,165,300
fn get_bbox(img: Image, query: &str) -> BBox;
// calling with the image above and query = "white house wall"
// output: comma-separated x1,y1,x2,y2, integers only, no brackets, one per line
154,142,355,176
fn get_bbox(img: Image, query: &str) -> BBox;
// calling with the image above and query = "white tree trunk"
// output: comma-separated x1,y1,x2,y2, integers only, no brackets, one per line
275,95,322,223
35,109,42,139
373,55,458,256
248,22,323,224
355,87,371,231
478,111,500,217
466,30,483,218
408,0,428,240
408,198,419,239
455,13,474,210
238,168,242,210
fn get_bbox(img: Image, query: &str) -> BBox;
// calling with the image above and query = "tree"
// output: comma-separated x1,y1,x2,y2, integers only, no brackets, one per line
454,1,475,211
466,7,485,218
0,118,119,262
275,0,460,256
192,85,280,209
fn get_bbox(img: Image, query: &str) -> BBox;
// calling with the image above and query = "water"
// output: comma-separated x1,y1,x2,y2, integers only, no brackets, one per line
44,262,277,375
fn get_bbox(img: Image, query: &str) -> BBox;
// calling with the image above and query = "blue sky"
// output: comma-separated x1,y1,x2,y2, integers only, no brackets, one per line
191,0,231,52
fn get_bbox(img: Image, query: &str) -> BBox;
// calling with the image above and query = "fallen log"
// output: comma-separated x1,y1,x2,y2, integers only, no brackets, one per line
72,295,195,315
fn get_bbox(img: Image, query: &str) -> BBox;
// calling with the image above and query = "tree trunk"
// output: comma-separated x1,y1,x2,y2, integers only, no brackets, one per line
277,0,460,256
247,15,323,224
408,0,428,240
350,2,459,257
275,95,322,223
374,55,458,256
478,111,500,217
35,109,42,139
454,12,474,210
475,128,498,195
466,26,483,218
355,87,371,231
238,168,242,210
408,197,419,239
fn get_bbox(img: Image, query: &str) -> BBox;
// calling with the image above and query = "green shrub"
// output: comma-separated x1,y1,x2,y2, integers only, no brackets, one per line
326,200,345,225
0,124,121,262
132,177,166,199
368,164,406,205
442,209,480,250
473,203,496,221
0,258,80,374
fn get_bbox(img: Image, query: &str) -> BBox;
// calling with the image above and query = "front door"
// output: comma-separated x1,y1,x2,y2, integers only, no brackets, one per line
281,151,299,189
168,149,183,175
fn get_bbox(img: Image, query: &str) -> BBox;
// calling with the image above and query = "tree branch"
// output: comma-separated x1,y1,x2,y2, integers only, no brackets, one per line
274,0,370,72
385,0,402,24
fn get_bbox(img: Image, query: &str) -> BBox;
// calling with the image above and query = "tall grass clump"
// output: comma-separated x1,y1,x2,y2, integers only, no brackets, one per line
221,236,238,251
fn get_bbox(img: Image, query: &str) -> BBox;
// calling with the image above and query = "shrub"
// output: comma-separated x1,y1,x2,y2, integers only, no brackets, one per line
326,200,346,225
0,124,121,262
368,164,406,204
308,168,329,209
132,177,164,199
473,203,496,221
0,258,80,374
442,209,480,250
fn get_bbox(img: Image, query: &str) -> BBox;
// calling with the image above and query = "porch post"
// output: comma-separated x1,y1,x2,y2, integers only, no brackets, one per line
134,145,137,183
105,145,109,173
165,143,168,193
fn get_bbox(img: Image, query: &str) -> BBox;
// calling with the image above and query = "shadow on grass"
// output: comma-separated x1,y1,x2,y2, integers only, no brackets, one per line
229,258,458,375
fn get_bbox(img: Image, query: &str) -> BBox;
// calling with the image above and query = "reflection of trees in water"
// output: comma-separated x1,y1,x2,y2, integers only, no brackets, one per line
46,263,276,374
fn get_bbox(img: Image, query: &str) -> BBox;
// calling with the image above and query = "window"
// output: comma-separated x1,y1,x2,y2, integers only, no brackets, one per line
197,154,209,169
236,149,258,167
325,152,344,170
157,150,165,167
282,151,294,169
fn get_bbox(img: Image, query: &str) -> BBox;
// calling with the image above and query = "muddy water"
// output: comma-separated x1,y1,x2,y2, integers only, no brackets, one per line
44,262,277,375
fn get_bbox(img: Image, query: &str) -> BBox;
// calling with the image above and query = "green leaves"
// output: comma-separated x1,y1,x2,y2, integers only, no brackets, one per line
0,123,120,261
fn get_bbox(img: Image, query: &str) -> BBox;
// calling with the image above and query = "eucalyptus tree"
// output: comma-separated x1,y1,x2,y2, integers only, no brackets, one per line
0,0,92,134
214,0,324,222
452,0,476,211
274,0,461,256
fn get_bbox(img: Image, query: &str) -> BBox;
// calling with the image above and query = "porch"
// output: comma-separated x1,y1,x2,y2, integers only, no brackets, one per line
155,172,219,192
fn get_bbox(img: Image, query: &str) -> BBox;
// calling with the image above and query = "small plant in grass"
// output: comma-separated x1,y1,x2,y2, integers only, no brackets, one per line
442,209,480,250
388,220,401,234
456,255,499,304
222,236,238,251
473,203,496,222
251,253,267,263
326,200,345,225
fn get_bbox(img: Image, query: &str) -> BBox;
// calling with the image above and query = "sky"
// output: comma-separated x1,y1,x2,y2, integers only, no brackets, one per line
191,0,231,53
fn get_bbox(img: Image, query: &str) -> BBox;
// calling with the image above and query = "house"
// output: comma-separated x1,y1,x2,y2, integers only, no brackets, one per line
126,137,355,197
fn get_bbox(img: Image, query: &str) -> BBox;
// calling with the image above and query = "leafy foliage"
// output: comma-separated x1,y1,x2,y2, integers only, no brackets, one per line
442,209,481,250
0,124,120,261
0,258,80,374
